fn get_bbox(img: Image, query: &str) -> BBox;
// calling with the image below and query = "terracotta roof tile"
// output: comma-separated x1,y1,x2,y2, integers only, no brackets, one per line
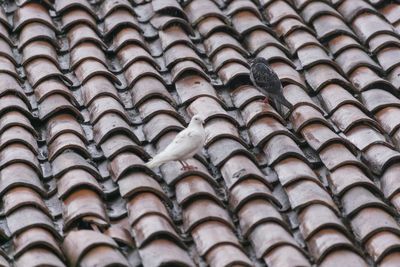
1,0,400,265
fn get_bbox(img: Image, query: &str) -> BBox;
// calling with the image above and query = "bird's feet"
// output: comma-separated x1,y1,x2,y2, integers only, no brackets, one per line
180,165,198,171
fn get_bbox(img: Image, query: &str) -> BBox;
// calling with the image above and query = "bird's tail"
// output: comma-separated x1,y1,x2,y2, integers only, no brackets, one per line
275,94,293,110
144,158,163,169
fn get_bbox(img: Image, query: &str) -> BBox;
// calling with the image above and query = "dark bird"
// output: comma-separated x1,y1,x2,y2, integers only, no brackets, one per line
250,57,293,111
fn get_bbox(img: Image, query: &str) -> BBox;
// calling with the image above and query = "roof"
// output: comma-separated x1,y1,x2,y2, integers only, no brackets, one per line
0,0,399,266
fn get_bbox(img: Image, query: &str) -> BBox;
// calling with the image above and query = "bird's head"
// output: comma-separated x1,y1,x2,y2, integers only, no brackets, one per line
250,57,269,66
191,115,204,126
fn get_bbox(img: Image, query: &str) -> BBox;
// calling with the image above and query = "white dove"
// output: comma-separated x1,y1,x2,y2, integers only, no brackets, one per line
145,115,205,170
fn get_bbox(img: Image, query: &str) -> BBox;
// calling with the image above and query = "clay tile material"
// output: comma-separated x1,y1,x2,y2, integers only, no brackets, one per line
80,246,129,267
0,73,26,102
110,28,147,53
305,64,352,93
369,34,400,55
0,126,38,154
342,186,390,218
376,107,400,135
328,35,364,57
301,1,342,24
301,124,350,153
231,85,264,109
336,47,382,75
363,144,400,175
82,76,120,106
205,118,242,147
57,169,103,200
231,11,269,36
164,44,205,70
0,57,20,82
124,60,164,88
127,192,171,227
376,47,400,72
248,116,290,148
184,0,226,26
14,3,56,32
204,32,248,58
62,230,120,267
347,125,389,153
70,42,106,70
159,25,193,52
18,22,58,51
351,207,400,243
88,96,129,124
283,84,321,112
192,221,241,256
265,0,302,25
350,66,394,93
14,248,65,267
0,39,15,66
274,158,320,187
151,15,193,36
108,152,153,181
63,189,108,230
104,9,141,38
46,113,85,145
38,94,82,122
257,46,295,68
226,0,261,18
55,0,96,17
13,227,63,260
118,172,164,201
183,199,233,232
0,95,32,121
25,58,72,88
175,175,220,207
67,24,106,50
286,181,338,214
361,89,400,113
100,133,146,160
263,135,307,166
61,9,98,33
270,62,307,89
297,45,338,69
51,151,100,179
48,132,89,161
4,187,48,217
6,206,58,237
187,96,235,125
319,249,368,267
211,47,248,73
250,222,299,258
381,164,400,200
291,105,331,133
0,163,45,197
313,15,356,40
264,245,311,267
328,165,379,197
320,84,363,115
307,229,355,263
365,231,400,262
205,244,253,267
93,112,139,145
35,78,76,105
218,62,250,86
197,16,238,39
131,76,173,107
139,240,194,267
338,0,376,22
285,30,322,54
380,252,400,267
245,29,287,55
208,137,257,167
1,143,40,174
330,104,382,133
352,13,395,43
238,199,285,238
117,44,159,71
319,143,366,172
229,179,280,212
101,0,134,19
132,214,181,248
75,59,120,85
152,0,186,20
171,61,210,83
143,114,183,143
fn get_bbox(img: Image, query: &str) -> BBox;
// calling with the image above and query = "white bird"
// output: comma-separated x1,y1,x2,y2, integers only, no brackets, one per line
145,115,205,170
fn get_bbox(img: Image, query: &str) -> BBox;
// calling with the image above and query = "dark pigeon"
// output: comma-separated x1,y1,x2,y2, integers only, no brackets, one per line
250,57,293,110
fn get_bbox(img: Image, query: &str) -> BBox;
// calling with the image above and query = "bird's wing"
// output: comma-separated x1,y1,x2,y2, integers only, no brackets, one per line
154,127,204,161
250,63,282,95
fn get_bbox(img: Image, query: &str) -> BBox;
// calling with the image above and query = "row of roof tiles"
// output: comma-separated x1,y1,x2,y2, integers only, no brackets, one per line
0,0,400,267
